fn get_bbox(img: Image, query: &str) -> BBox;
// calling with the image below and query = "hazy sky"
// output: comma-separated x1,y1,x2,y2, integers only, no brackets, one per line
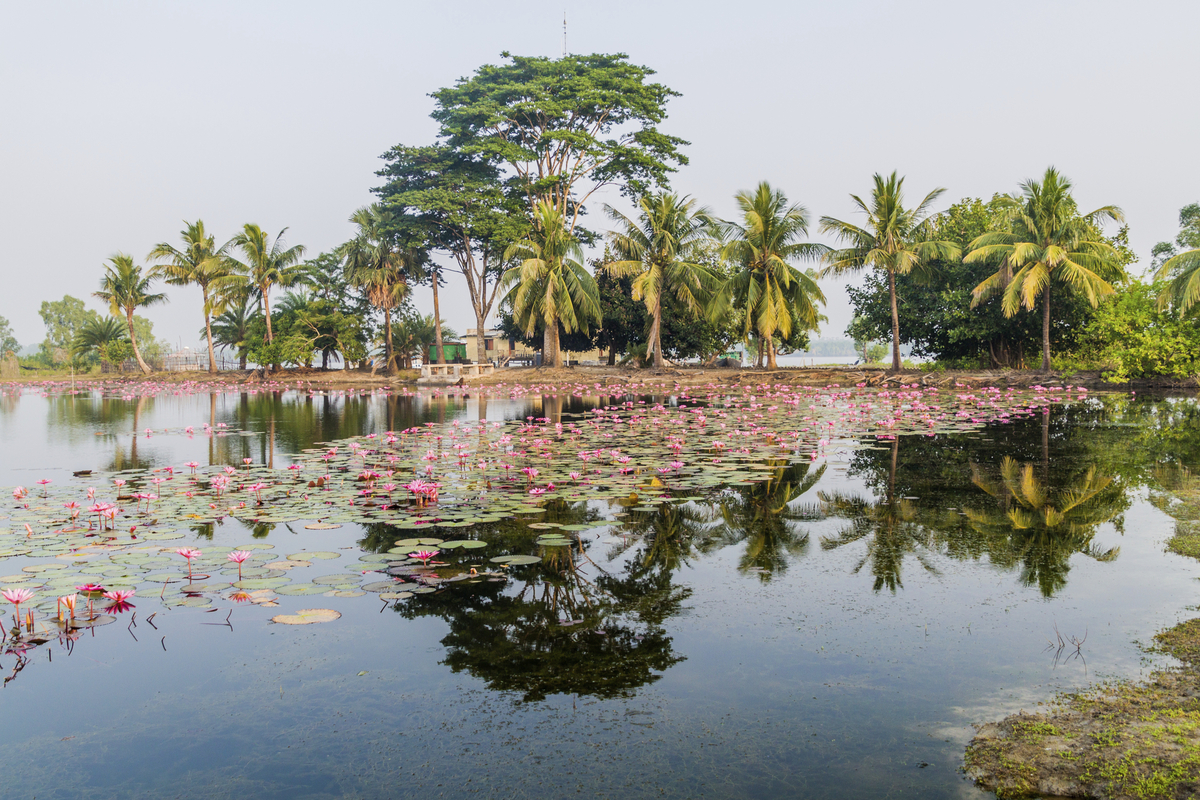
3,1,1197,352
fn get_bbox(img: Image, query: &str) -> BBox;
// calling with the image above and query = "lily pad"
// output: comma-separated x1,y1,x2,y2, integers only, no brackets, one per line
271,608,341,625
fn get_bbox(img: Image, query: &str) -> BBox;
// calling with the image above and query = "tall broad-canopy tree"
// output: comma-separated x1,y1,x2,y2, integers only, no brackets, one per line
375,145,527,364
501,202,601,367
429,52,688,233
603,191,718,369
711,182,827,370
821,172,959,371
340,204,425,373
227,224,306,344
965,167,1125,371
1153,202,1200,314
147,219,235,374
0,315,18,357
94,254,167,374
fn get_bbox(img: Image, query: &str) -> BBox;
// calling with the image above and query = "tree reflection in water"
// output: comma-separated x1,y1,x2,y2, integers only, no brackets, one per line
377,499,687,702
707,460,825,581
820,438,942,593
965,456,1123,597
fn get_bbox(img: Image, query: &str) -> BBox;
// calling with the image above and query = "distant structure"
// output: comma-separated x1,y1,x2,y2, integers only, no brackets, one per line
562,13,567,57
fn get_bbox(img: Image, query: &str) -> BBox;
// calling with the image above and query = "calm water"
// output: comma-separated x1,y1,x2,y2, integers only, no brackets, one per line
0,386,1197,799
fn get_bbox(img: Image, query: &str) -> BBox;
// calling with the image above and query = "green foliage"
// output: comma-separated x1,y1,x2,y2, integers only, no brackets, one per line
374,145,527,362
208,296,260,369
500,202,602,366
71,316,127,364
39,296,100,360
713,182,827,369
603,191,719,367
821,172,958,371
1065,281,1200,382
429,52,687,233
227,224,306,344
965,167,1126,370
1151,202,1200,270
0,315,19,355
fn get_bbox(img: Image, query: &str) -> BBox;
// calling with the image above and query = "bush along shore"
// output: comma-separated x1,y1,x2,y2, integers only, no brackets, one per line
964,520,1200,798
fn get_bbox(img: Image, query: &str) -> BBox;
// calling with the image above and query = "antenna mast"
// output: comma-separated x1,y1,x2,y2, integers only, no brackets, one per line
562,13,567,57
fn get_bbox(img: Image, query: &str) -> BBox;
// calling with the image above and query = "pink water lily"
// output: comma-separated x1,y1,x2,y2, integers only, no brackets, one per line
2,588,34,622
408,549,440,565
176,547,202,581
227,550,252,579
103,589,136,612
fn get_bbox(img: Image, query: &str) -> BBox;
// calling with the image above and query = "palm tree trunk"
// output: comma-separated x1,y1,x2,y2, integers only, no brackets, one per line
383,307,395,375
202,287,217,374
888,270,901,372
262,288,274,343
608,346,616,366
544,322,560,368
127,310,152,374
755,336,764,369
432,270,445,365
1041,285,1052,371
766,334,777,370
649,302,664,369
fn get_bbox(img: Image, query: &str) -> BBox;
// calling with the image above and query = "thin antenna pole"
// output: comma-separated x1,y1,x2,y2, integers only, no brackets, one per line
562,12,567,57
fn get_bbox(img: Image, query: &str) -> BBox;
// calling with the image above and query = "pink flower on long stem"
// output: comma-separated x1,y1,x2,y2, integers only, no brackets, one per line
103,589,136,612
408,550,440,565
176,547,202,581
58,593,77,622
227,550,252,580
2,588,34,622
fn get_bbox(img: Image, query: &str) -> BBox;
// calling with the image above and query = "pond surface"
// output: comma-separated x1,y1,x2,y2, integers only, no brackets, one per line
0,382,1198,799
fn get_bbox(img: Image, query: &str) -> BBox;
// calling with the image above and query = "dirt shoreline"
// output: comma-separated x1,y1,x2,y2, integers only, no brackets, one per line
3,365,1196,392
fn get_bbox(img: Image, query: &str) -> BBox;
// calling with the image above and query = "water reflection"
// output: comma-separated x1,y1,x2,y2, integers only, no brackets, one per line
380,500,687,702
711,460,825,581
966,457,1123,596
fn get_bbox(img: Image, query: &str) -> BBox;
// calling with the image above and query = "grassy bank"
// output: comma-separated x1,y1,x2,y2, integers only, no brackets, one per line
964,526,1200,798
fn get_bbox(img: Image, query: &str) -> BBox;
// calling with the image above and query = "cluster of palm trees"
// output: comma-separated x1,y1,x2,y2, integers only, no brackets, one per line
83,164,1154,376
501,166,1131,372
502,181,829,370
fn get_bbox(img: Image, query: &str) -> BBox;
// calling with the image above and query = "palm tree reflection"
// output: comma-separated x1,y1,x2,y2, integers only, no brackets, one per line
965,456,1122,596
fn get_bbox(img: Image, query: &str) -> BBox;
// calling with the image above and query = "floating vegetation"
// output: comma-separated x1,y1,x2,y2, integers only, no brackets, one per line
0,383,1087,681
270,608,341,625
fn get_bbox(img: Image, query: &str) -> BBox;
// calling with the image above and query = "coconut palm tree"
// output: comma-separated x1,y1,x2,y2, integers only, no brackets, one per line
147,220,236,373
603,192,719,369
820,172,959,371
227,224,306,344
965,167,1124,371
341,205,421,374
1154,248,1200,314
711,183,827,369
93,254,167,374
208,293,259,370
501,202,601,368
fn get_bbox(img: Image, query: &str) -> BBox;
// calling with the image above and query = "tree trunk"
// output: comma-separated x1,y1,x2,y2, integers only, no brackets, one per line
239,352,247,370
383,306,395,375
608,346,616,366
1041,284,1052,371
755,337,764,369
127,310,152,374
543,322,560,368
888,270,901,372
475,311,487,364
263,288,274,343
766,334,777,370
649,301,664,369
432,269,445,365
202,287,217,374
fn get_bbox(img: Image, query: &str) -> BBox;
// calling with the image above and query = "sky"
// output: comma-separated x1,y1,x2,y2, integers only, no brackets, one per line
2,0,1197,352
